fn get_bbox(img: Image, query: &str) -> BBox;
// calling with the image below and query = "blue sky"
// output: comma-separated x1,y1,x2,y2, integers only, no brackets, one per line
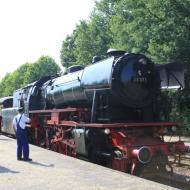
0,0,95,79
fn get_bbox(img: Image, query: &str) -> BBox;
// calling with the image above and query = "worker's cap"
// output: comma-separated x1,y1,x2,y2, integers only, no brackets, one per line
17,107,24,111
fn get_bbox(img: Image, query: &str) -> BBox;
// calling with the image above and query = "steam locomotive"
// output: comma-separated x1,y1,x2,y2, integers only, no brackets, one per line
1,49,189,175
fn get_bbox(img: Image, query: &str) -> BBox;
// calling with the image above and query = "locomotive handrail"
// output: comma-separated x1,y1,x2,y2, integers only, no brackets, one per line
77,122,180,128
29,108,88,113
46,120,78,127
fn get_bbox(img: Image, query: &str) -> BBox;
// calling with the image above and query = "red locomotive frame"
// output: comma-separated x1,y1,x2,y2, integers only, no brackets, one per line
29,107,189,175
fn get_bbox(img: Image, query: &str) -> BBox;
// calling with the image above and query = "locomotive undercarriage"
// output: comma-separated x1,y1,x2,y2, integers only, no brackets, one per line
28,107,189,177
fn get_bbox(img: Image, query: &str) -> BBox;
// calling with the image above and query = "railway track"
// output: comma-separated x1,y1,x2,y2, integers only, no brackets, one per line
150,157,190,189
154,172,190,190
77,154,190,189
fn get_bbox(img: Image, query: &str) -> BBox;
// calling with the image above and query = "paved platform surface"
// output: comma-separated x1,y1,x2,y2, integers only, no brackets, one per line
0,135,177,190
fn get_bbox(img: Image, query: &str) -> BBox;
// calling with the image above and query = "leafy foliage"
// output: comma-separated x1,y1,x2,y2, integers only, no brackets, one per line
110,0,190,62
60,0,118,67
0,56,60,97
60,33,77,68
24,56,60,84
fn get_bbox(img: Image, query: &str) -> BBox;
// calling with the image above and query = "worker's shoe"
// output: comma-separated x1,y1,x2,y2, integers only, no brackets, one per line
23,158,32,161
17,157,23,161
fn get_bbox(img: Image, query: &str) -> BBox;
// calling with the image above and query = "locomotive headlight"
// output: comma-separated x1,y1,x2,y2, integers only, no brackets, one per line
114,150,123,158
171,126,177,132
104,128,110,135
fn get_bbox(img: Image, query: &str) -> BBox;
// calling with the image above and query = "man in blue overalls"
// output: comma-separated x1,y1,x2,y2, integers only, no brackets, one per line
13,107,32,161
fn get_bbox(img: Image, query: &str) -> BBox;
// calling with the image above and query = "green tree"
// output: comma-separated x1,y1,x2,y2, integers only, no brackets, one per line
60,33,77,68
110,0,190,63
0,56,60,97
24,56,60,84
60,0,118,67
0,73,13,97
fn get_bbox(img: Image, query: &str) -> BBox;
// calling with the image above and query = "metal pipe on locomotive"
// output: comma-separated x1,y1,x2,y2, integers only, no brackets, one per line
1,49,189,175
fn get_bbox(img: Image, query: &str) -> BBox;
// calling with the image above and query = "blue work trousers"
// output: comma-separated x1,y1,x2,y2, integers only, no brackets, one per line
16,129,29,159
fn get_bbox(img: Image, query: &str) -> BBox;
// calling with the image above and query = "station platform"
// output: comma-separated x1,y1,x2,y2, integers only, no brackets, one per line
0,135,177,190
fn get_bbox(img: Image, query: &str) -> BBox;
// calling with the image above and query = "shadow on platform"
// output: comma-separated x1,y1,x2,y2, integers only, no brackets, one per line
28,161,54,168
0,138,13,141
0,166,19,173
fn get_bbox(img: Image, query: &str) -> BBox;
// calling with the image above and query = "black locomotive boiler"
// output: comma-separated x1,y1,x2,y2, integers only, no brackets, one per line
35,52,160,122
1,50,188,176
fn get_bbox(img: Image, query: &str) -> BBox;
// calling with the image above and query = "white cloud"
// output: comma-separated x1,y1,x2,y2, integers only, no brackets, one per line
0,0,95,79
